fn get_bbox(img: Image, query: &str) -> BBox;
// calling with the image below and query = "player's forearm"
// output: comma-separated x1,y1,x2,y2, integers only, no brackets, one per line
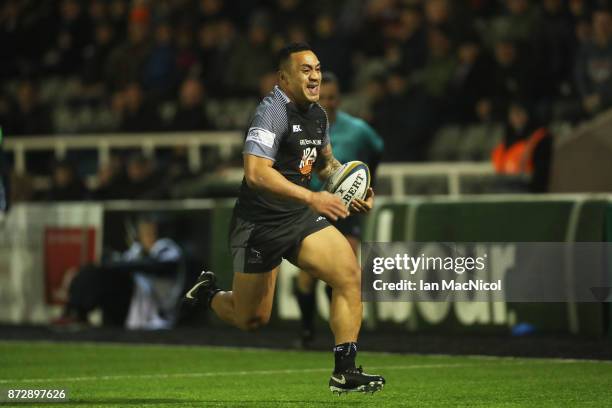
245,165,314,205
317,156,342,181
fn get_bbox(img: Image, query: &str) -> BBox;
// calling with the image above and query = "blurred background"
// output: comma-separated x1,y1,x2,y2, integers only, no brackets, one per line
0,0,611,354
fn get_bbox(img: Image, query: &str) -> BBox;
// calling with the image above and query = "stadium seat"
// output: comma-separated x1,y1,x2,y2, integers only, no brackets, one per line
460,124,504,161
404,175,448,195
428,125,462,161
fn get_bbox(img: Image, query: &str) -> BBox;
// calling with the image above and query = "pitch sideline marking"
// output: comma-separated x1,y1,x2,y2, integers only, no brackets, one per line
0,358,598,385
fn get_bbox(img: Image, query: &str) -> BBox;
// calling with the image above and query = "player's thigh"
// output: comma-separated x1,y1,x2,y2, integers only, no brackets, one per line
345,235,359,255
232,267,279,323
296,226,360,289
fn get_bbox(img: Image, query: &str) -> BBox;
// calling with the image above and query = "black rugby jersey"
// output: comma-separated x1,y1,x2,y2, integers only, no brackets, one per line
235,86,330,224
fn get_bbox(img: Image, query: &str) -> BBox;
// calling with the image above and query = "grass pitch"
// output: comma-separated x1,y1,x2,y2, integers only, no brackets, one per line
1,341,611,407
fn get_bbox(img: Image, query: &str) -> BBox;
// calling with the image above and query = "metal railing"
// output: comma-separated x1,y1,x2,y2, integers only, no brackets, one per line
4,132,495,196
4,131,244,174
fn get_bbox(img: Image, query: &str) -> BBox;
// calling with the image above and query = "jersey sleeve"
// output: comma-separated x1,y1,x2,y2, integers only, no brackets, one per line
243,101,287,162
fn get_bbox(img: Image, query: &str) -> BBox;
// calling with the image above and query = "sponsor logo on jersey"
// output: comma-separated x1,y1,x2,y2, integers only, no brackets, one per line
246,127,275,148
299,139,322,146
299,147,317,175
292,124,303,132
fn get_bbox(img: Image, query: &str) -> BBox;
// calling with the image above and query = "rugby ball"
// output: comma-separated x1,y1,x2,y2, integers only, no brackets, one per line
324,161,370,208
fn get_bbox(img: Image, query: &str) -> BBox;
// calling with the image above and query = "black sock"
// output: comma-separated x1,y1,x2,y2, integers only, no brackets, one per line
295,289,316,333
333,342,357,373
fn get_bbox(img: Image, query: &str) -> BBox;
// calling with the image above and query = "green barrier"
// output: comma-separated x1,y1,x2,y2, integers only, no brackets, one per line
209,201,236,290
363,198,610,336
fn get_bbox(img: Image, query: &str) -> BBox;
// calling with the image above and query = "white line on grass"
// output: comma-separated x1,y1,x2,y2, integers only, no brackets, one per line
0,363,468,385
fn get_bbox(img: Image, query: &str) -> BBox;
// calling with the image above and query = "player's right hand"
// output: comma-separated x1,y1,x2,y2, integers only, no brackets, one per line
308,191,349,221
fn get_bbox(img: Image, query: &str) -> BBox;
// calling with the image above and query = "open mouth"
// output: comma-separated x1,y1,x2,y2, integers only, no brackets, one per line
306,83,320,96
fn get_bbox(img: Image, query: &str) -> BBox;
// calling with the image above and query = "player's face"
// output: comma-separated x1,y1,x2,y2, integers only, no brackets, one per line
284,50,321,105
318,82,340,118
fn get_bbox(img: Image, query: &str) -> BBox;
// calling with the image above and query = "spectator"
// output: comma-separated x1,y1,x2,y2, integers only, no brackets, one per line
196,22,220,91
168,77,213,131
419,28,456,99
197,18,238,97
53,214,184,329
310,13,353,90
491,102,552,192
142,22,178,99
121,153,164,199
372,68,438,162
198,0,227,24
46,160,88,202
42,0,90,75
396,6,428,74
81,22,116,92
448,36,495,123
489,0,537,49
175,22,199,81
117,83,161,132
105,19,152,91
90,154,127,200
258,71,278,98
87,0,109,23
0,1,20,79
269,0,310,30
108,0,129,38
575,6,612,116
8,80,52,136
424,0,470,40
225,15,275,96
531,0,575,100
488,38,532,117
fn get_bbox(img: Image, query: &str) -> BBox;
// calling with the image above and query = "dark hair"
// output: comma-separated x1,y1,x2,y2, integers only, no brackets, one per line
321,71,338,85
277,42,312,70
137,212,162,226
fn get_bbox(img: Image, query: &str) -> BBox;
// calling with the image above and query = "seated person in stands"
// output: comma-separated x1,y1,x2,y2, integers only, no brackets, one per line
46,160,88,202
54,214,184,329
491,102,552,192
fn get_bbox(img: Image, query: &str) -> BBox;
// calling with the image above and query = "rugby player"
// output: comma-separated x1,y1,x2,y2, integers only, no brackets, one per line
294,71,384,348
185,43,385,394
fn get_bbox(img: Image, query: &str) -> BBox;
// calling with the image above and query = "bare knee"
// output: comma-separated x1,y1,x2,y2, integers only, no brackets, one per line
236,312,271,331
329,263,361,293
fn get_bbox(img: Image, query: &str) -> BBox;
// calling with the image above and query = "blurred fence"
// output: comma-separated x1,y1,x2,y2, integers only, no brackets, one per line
4,132,513,196
1,194,611,336
4,131,243,174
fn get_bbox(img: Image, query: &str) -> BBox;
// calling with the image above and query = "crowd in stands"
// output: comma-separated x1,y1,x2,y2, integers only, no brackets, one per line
2,0,612,191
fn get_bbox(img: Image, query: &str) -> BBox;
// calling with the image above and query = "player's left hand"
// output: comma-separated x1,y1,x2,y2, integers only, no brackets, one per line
350,187,374,214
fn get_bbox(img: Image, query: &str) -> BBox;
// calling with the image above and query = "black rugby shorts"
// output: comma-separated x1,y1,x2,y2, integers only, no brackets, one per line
229,209,332,273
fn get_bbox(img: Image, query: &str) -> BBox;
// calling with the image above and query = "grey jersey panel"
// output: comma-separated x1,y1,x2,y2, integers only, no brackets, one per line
243,87,290,161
